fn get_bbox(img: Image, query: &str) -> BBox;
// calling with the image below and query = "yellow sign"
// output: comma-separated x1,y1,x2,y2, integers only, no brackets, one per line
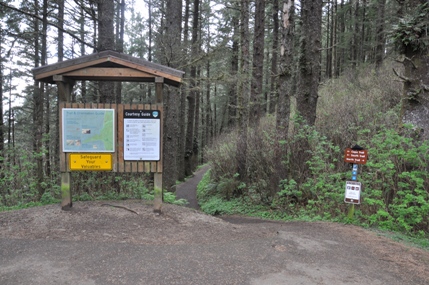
69,153,113,171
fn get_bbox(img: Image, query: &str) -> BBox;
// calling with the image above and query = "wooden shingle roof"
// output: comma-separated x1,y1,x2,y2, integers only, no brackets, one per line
32,50,184,87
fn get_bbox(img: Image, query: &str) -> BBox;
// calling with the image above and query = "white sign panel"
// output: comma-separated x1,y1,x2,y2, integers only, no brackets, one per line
123,110,161,161
344,181,361,204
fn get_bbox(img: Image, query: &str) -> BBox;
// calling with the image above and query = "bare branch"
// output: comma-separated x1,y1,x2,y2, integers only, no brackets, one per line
392,68,411,83
0,2,96,51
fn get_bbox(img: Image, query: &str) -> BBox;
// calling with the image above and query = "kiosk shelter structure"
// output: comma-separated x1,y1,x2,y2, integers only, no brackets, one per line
33,50,185,212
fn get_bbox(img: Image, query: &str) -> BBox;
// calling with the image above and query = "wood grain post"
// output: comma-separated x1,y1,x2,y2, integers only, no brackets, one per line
61,172,72,210
55,77,75,210
153,172,162,213
154,77,164,212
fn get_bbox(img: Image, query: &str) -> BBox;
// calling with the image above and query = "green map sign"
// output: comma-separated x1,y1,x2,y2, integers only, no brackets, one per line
62,108,115,152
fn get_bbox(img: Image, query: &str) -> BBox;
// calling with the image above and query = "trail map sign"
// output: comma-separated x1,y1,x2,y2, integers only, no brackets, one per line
123,110,161,161
62,109,115,152
344,181,361,204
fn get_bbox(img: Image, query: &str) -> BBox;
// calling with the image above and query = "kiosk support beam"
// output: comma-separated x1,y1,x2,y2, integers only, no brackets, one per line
55,75,74,210
154,77,164,213
61,172,72,210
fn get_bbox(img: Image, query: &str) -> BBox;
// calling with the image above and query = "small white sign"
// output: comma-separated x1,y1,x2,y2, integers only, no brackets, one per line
344,181,361,204
123,110,161,161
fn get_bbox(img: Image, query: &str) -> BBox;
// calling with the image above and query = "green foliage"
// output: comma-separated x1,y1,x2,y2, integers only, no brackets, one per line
163,192,189,206
0,148,57,207
358,126,429,234
391,2,429,53
202,118,429,239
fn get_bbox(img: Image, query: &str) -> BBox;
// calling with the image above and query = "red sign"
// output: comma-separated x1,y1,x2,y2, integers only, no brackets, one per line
344,148,367,164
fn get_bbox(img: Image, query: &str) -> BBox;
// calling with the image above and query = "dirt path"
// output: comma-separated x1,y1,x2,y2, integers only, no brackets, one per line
175,164,210,209
1,166,429,284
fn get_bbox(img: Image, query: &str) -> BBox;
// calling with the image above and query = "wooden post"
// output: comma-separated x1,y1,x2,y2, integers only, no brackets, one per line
153,172,162,213
155,77,164,104
55,76,75,210
61,172,72,210
154,77,164,213
54,75,75,102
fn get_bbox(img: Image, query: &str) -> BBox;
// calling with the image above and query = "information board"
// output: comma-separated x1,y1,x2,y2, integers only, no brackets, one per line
62,109,115,152
344,181,361,204
123,110,161,161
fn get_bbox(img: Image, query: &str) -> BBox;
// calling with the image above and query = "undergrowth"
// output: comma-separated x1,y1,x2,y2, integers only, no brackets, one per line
200,63,429,245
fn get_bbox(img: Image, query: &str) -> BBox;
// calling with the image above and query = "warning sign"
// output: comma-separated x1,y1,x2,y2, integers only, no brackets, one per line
344,181,361,204
69,153,113,171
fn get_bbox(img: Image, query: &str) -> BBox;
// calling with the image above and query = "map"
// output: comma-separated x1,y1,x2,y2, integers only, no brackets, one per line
62,108,115,152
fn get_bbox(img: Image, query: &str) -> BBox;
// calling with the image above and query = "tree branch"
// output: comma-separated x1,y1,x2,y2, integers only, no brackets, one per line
392,68,411,83
0,2,96,51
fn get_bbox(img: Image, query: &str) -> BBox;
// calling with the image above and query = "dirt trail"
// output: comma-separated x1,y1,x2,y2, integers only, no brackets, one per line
175,164,210,209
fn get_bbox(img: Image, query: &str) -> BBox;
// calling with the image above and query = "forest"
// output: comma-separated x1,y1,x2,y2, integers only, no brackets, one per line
0,0,428,239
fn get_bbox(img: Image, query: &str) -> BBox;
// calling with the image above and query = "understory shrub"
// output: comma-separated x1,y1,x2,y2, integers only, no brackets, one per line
203,119,429,236
201,63,429,236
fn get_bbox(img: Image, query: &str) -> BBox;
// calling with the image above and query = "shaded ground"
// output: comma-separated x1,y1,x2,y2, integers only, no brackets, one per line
1,167,429,284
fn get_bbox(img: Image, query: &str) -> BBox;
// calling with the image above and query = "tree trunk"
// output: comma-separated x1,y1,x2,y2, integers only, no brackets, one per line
177,0,189,181
0,34,4,177
114,0,125,104
269,0,280,114
237,0,250,182
249,0,265,126
296,0,322,125
375,0,386,69
184,0,200,177
336,0,345,77
228,6,239,128
275,0,294,192
97,0,115,103
193,67,201,166
163,0,183,190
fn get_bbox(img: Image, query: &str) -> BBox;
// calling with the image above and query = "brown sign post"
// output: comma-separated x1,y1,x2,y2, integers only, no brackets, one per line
344,145,368,209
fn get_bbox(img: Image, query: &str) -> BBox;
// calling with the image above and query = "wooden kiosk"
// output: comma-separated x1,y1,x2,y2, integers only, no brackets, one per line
32,50,184,212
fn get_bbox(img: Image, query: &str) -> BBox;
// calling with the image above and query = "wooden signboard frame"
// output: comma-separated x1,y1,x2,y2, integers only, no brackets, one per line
32,51,184,213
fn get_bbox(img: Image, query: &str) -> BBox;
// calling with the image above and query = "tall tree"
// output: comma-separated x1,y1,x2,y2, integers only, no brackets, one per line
0,32,4,163
32,0,45,199
295,0,323,125
237,0,250,181
269,0,280,114
375,0,386,69
274,0,294,191
185,0,200,176
177,0,189,181
162,0,182,190
96,0,115,103
277,0,294,136
114,0,125,103
227,3,239,127
249,0,265,126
